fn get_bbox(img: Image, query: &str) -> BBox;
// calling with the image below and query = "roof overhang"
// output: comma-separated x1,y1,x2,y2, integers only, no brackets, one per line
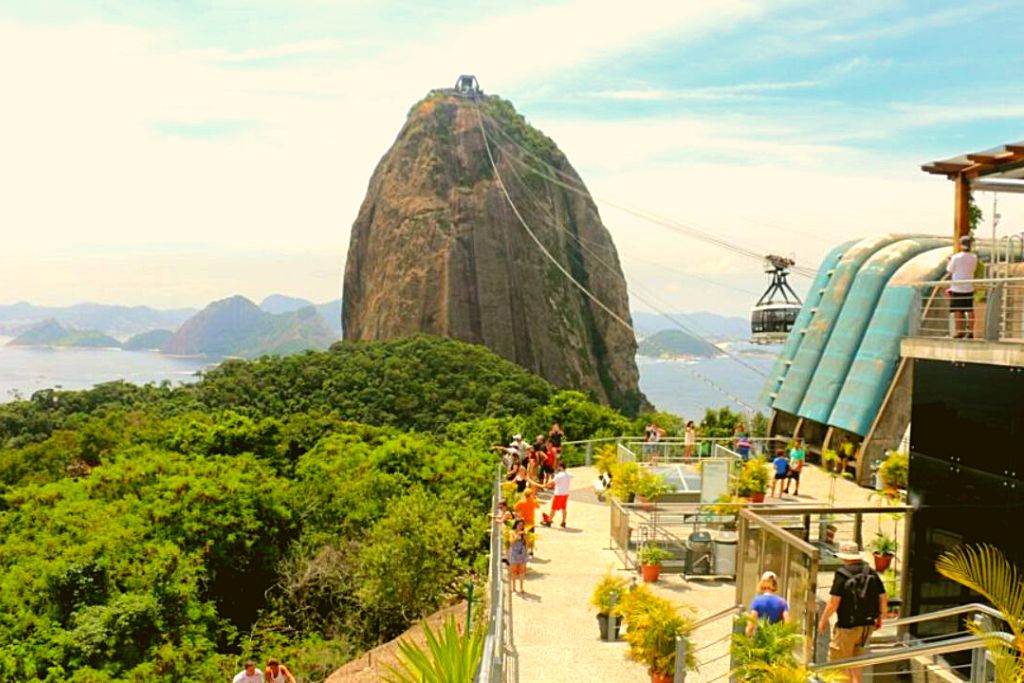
922,140,1024,193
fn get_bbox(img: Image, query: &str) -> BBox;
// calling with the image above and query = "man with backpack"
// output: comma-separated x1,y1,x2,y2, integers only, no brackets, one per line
818,541,888,683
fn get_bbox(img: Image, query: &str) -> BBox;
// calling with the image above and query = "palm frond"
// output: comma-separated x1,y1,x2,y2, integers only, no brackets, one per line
936,544,1024,644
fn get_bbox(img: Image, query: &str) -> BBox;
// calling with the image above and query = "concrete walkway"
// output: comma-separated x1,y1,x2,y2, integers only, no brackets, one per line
510,462,900,682
512,467,649,683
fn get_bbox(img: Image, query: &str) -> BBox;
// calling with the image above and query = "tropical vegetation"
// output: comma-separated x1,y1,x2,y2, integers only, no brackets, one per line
0,335,674,680
384,615,485,683
936,544,1024,683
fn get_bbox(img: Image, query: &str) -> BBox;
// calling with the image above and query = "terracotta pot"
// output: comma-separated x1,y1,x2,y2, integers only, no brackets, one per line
641,563,661,583
749,491,766,503
649,670,673,683
873,552,894,573
596,613,621,641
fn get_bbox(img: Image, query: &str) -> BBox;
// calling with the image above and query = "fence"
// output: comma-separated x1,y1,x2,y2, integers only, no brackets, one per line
911,276,1024,341
475,468,515,683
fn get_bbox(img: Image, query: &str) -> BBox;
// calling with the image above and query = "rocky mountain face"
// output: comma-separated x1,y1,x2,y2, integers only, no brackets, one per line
343,91,644,413
162,296,338,357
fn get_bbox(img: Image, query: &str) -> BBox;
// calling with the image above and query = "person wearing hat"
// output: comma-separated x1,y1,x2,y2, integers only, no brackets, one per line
818,541,888,683
947,235,979,339
745,570,790,636
511,433,527,459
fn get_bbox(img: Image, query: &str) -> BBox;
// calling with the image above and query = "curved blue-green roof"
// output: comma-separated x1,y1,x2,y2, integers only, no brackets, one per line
827,246,951,435
771,234,914,415
798,237,948,424
761,241,855,408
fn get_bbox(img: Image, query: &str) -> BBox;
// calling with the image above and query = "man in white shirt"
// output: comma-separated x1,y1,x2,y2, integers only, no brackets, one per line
541,463,573,528
233,661,262,683
947,235,979,339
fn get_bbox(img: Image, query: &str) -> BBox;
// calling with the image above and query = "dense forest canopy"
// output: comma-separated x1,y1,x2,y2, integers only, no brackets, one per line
0,336,684,681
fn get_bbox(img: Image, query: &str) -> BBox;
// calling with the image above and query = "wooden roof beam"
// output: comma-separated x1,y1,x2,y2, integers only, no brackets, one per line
966,151,1018,164
921,161,972,175
1007,144,1024,155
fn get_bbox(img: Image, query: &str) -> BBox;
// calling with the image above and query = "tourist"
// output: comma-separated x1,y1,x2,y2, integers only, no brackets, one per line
525,450,540,484
548,422,564,453
770,449,789,497
264,658,296,683
233,662,262,683
511,433,528,459
508,519,529,593
532,433,547,459
493,500,513,525
684,420,697,461
505,455,521,483
784,439,805,495
745,570,790,636
514,489,540,555
818,542,888,683
736,433,753,461
947,235,979,339
513,459,529,493
540,462,573,528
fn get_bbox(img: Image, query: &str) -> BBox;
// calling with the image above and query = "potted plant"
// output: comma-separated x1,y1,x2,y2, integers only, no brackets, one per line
635,470,673,509
590,571,629,641
610,461,642,503
737,460,769,503
638,545,673,583
870,531,897,572
730,619,842,683
622,590,695,683
878,450,908,491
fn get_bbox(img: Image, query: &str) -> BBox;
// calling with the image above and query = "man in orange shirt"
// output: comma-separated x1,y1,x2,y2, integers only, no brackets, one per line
514,489,541,556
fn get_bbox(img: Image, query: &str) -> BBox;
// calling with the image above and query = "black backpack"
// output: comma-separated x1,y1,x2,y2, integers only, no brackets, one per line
838,563,878,627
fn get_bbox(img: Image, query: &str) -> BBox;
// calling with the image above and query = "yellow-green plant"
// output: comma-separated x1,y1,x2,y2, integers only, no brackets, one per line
621,589,696,676
594,444,617,476
384,615,485,683
590,571,629,615
936,544,1024,683
730,619,844,683
610,460,642,502
878,450,908,490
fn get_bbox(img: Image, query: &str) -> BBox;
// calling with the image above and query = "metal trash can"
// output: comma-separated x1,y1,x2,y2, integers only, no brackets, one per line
686,531,713,575
713,530,738,576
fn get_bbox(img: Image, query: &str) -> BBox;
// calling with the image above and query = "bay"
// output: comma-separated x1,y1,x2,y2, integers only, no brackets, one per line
0,344,211,401
0,342,778,419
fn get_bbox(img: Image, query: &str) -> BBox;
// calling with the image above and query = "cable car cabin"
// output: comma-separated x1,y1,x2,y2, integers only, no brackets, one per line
751,303,800,343
751,255,802,344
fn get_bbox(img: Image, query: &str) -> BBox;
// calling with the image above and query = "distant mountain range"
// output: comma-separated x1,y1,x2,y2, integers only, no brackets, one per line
0,302,195,339
631,311,750,341
163,296,337,357
4,294,343,358
637,329,720,358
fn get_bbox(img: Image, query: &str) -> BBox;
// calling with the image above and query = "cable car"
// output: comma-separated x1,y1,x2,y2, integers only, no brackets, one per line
751,254,802,344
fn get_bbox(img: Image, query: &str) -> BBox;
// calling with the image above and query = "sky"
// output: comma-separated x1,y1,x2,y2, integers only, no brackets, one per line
1,0,1022,316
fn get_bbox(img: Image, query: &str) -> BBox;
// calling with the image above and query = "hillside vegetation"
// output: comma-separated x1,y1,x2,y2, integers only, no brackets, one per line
0,336,660,681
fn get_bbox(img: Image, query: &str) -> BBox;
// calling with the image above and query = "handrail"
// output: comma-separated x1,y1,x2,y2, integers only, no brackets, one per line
885,602,1005,629
475,467,509,683
692,604,744,631
915,276,1024,287
810,632,1014,673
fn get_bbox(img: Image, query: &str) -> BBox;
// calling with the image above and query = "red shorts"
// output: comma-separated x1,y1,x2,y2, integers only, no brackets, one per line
551,494,569,511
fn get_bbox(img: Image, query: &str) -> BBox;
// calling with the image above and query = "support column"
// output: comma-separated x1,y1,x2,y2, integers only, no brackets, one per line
954,174,971,249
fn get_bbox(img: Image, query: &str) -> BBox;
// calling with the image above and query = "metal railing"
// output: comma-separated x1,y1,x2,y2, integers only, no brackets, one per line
810,603,1013,682
911,276,1024,342
475,468,515,683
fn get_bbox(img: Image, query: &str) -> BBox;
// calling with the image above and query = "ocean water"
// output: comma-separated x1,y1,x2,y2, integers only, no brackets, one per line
637,353,776,419
0,345,211,401
0,342,776,417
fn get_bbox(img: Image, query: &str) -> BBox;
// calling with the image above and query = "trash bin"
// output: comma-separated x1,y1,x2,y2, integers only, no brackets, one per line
713,530,738,576
686,531,713,575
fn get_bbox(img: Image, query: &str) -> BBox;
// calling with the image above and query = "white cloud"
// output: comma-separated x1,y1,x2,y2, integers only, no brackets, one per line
586,80,821,102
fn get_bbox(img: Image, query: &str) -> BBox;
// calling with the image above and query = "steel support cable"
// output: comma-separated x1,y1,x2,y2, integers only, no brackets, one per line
475,106,760,412
482,113,809,274
481,113,817,278
497,136,769,379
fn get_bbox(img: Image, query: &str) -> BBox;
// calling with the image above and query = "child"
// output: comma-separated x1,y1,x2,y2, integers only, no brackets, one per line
771,449,790,497
507,519,529,593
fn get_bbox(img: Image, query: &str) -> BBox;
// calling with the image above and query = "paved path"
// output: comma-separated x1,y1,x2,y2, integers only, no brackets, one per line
512,467,649,683
510,461,900,682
